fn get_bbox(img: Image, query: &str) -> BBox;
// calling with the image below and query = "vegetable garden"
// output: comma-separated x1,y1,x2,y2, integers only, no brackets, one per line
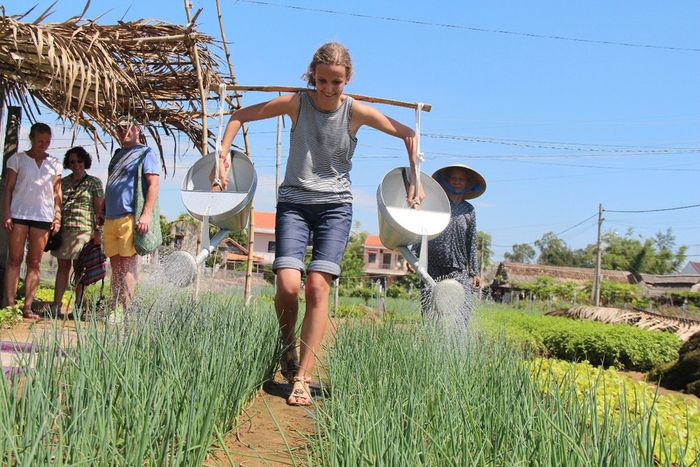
1,289,698,465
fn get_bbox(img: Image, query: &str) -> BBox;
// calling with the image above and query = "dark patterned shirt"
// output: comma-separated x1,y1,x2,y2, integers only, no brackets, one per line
60,175,104,231
417,200,478,278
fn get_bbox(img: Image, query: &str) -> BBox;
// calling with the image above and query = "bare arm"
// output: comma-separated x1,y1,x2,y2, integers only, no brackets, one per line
136,174,159,235
51,175,62,234
2,169,17,232
351,102,424,204
215,94,299,189
91,194,105,243
219,93,299,159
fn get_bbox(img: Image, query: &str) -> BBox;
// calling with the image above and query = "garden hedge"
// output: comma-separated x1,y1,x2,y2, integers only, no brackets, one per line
476,306,682,371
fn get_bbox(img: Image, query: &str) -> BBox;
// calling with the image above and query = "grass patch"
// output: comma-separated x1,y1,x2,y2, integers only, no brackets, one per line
0,289,279,465
312,322,697,465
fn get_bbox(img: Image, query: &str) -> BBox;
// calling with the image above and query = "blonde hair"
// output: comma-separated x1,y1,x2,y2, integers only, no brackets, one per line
304,42,353,87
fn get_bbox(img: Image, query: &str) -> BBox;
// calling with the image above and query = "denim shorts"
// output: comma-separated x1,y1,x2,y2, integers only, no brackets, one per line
273,203,353,277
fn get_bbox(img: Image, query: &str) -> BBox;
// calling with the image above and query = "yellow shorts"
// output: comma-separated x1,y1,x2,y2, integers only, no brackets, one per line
104,215,137,257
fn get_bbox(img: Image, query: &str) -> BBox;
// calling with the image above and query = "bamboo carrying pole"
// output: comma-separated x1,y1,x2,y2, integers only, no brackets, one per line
227,85,432,112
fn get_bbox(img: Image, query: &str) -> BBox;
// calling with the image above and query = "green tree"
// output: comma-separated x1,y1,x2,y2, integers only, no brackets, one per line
339,231,367,293
602,228,687,276
504,243,536,263
477,231,493,273
160,214,172,246
535,232,576,266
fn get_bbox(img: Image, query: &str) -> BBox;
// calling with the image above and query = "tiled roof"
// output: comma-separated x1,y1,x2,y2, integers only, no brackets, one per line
254,211,276,230
365,234,384,248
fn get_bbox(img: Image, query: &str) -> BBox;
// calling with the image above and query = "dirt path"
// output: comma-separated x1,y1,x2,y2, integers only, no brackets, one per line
1,318,79,373
205,373,320,466
206,321,339,466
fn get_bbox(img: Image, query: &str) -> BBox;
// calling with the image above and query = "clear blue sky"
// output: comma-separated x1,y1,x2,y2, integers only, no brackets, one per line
5,1,700,263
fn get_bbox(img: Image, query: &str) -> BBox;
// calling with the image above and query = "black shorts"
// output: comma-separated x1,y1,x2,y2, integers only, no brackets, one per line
12,218,52,230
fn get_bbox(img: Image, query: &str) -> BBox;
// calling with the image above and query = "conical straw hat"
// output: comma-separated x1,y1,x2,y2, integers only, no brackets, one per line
431,164,486,200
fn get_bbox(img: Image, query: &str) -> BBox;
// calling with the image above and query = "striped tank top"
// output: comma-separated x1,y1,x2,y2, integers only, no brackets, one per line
278,91,357,204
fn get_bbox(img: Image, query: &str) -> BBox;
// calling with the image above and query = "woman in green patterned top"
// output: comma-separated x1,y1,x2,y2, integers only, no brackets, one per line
51,147,104,316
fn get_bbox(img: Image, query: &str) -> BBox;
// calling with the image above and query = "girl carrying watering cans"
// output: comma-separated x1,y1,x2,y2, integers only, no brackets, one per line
216,42,423,406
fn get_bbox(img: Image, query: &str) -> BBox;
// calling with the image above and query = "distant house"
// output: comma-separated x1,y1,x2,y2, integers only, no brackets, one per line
170,212,277,266
216,237,264,271
639,274,700,301
490,262,636,302
251,211,276,265
363,234,408,284
681,261,700,275
169,219,199,254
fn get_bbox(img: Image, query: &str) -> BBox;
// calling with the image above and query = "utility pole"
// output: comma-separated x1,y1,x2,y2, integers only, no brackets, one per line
592,203,604,306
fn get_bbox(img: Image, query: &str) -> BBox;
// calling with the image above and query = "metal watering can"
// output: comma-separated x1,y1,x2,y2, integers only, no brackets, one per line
165,150,256,287
376,167,466,319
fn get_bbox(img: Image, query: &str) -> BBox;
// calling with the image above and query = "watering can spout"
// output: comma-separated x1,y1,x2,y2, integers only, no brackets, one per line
164,150,257,288
194,228,230,265
399,246,436,288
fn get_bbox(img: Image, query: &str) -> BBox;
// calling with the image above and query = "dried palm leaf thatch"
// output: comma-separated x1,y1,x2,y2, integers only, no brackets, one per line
0,10,229,167
548,306,700,341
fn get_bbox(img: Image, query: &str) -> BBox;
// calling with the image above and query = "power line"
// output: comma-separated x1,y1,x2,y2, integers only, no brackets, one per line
492,212,597,248
239,0,700,52
604,203,700,213
423,133,700,154
554,213,598,236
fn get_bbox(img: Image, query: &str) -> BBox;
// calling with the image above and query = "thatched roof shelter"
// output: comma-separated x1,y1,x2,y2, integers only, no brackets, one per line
0,5,230,167
493,262,636,288
639,274,700,297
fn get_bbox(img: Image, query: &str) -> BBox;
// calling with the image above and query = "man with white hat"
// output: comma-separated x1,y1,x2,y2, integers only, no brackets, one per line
103,115,160,312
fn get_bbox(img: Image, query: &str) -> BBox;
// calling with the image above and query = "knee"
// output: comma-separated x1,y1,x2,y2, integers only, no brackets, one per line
26,258,41,270
277,281,301,299
305,275,330,299
6,255,23,268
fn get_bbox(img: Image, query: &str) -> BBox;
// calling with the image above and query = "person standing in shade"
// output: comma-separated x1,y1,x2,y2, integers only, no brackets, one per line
2,123,62,320
51,146,104,317
215,42,422,406
417,164,486,322
103,116,160,311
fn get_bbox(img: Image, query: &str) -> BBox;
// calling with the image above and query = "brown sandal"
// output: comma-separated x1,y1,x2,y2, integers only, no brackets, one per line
279,350,299,384
22,311,43,321
287,376,313,406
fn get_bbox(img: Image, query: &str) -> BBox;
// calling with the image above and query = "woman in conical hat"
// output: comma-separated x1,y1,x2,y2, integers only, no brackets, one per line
417,164,486,322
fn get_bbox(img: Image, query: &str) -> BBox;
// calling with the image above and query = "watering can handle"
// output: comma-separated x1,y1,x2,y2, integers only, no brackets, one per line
413,103,425,206
213,83,227,188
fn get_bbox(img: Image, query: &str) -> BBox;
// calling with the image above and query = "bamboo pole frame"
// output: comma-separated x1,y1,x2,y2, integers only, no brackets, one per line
227,85,431,112
215,0,256,306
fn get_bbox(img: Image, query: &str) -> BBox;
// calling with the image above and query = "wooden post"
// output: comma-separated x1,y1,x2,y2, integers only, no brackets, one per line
184,2,212,298
0,105,21,305
276,115,282,203
215,0,256,306
333,277,339,316
183,3,208,157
